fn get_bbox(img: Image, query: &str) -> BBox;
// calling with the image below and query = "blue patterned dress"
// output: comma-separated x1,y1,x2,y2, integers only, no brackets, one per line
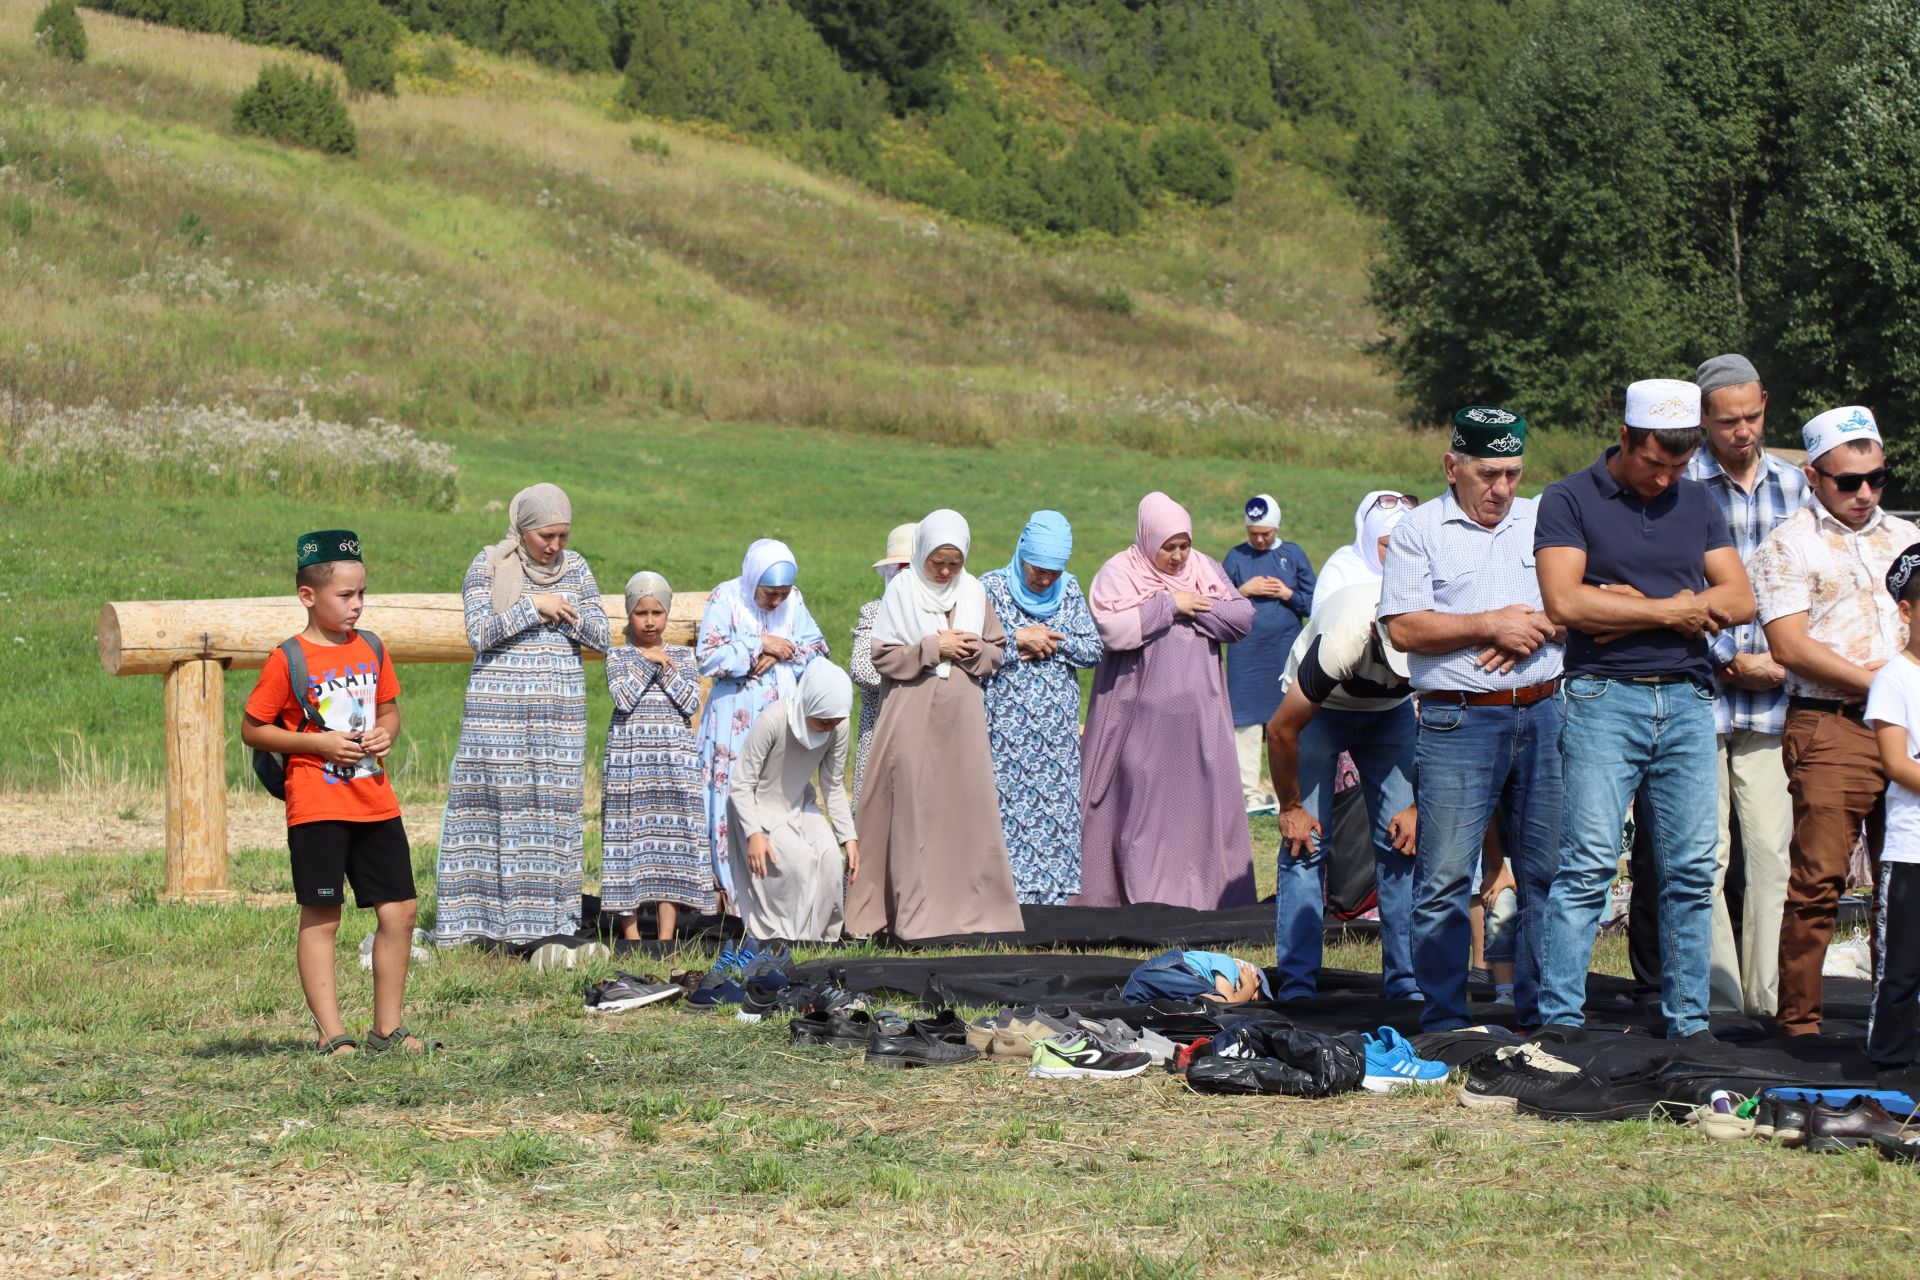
434,549,609,944
979,570,1103,904
599,644,711,914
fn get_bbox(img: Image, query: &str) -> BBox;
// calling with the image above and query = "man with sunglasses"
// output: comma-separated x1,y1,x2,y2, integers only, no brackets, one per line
1531,379,1756,1042
1748,406,1917,1038
1379,407,1563,1032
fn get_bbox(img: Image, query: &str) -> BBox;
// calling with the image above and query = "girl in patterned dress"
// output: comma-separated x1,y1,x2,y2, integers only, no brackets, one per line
695,539,826,912
434,484,610,945
979,511,1103,904
600,572,712,941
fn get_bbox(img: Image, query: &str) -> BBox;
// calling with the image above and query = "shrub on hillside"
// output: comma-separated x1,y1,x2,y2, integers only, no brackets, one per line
244,0,402,71
794,0,964,112
80,0,240,35
232,65,358,156
500,0,613,72
341,38,398,96
1151,125,1236,206
33,1,88,61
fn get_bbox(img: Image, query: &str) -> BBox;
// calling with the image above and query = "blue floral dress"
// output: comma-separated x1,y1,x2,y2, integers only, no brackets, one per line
979,570,1103,904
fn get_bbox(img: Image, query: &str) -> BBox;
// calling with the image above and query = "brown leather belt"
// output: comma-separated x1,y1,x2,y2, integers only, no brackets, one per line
1787,696,1866,721
1422,679,1561,708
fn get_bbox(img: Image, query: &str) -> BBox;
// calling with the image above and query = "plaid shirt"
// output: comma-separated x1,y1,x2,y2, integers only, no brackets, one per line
1687,449,1807,734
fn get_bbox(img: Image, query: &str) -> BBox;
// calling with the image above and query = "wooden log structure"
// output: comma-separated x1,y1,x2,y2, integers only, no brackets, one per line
99,591,709,899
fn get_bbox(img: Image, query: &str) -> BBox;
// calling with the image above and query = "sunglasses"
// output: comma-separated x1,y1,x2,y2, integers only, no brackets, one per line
1371,493,1420,511
1813,466,1892,494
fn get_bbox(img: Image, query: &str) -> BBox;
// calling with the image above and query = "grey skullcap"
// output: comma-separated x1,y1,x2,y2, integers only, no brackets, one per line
1694,353,1761,398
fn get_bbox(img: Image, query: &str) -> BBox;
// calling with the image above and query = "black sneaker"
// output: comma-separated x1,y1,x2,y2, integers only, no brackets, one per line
737,977,812,1023
1457,1044,1583,1112
866,1025,980,1069
1751,1094,1778,1140
583,972,682,1012
1516,1061,1676,1122
1773,1096,1812,1147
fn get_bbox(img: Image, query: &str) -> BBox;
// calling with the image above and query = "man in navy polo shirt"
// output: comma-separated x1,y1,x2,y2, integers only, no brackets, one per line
1532,379,1757,1040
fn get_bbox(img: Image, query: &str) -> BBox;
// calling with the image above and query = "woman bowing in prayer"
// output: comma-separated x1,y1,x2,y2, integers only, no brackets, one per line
1076,492,1257,911
696,539,826,910
1308,490,1416,618
728,661,860,943
979,511,1103,904
849,510,1025,939
435,483,610,945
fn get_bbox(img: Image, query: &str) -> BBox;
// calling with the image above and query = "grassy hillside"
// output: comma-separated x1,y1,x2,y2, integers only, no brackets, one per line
0,4,1605,790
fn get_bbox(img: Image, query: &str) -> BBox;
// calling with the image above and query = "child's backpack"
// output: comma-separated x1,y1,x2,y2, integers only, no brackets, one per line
251,631,385,799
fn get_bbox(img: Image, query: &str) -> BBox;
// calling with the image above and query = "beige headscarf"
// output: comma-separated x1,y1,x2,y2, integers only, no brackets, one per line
486,483,573,613
623,571,673,617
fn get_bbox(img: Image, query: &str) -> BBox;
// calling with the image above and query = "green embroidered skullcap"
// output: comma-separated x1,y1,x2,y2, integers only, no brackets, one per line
296,529,362,568
1449,406,1528,458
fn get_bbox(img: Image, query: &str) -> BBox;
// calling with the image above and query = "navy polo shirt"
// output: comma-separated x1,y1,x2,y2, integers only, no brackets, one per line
1534,446,1733,680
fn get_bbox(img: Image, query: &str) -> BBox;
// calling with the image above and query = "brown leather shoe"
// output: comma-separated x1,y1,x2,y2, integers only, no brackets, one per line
1805,1096,1915,1154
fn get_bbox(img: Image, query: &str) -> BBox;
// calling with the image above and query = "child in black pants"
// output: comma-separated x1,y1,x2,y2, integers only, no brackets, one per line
1863,544,1920,1086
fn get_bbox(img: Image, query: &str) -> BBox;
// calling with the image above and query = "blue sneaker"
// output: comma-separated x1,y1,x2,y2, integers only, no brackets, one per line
1362,1026,1449,1092
685,941,757,1010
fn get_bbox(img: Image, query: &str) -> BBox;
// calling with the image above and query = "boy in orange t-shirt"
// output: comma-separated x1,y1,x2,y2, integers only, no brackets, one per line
242,530,429,1055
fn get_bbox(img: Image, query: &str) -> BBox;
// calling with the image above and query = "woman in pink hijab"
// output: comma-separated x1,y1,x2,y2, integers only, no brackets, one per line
1075,492,1259,910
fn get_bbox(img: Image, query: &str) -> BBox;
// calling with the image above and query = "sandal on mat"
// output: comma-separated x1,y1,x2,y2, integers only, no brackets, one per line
316,1034,359,1056
365,1025,442,1054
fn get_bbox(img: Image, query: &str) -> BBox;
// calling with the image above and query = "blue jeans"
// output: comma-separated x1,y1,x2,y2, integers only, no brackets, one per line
1411,695,1563,1031
1276,703,1417,999
1537,675,1719,1037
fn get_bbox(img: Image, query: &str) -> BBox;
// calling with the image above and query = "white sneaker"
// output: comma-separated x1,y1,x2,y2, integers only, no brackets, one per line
359,931,434,971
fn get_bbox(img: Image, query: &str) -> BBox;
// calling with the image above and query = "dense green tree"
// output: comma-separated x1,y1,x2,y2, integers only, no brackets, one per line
33,0,88,61
499,0,611,71
1757,0,1920,483
793,0,962,111
232,63,357,155
1150,124,1235,206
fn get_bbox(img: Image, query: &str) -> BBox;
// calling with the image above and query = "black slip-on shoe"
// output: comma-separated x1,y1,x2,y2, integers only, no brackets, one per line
1516,1062,1676,1122
865,1029,980,1068
789,1011,834,1045
1773,1097,1812,1147
909,1010,969,1045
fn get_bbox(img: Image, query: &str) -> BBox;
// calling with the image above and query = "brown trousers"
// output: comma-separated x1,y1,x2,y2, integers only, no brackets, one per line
1777,709,1885,1035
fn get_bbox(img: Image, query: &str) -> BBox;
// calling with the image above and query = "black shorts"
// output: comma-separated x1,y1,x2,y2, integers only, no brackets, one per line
287,817,415,909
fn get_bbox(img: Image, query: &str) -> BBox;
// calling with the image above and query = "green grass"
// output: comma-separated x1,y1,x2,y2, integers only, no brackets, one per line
0,842,1913,1278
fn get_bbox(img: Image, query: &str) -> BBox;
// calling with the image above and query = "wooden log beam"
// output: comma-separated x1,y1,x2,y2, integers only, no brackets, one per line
98,592,709,677
163,658,229,899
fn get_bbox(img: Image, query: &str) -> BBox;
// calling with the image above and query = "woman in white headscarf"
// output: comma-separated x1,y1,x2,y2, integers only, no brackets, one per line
1308,491,1417,619
436,483,610,946
695,538,826,911
727,661,860,943
847,510,1025,940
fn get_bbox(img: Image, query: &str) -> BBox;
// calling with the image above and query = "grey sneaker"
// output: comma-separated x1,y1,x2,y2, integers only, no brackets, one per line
584,973,682,1012
1081,1017,1177,1065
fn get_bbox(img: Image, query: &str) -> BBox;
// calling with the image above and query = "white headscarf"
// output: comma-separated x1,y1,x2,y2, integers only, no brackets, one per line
1310,491,1409,619
722,538,802,637
485,483,572,613
786,660,853,750
875,508,988,679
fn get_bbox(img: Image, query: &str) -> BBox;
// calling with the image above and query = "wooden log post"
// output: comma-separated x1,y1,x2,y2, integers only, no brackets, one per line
100,591,709,901
163,658,230,899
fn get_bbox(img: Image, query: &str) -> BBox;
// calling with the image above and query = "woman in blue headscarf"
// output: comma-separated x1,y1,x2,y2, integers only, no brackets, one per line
696,538,826,912
979,511,1104,903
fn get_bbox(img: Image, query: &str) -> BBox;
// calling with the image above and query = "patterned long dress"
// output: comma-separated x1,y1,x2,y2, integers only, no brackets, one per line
979,570,1104,904
850,597,886,811
599,644,712,915
435,549,609,944
696,590,826,898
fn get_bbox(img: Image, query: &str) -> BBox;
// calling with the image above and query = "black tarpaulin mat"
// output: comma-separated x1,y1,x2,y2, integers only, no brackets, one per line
569,894,1378,951
797,954,1888,1087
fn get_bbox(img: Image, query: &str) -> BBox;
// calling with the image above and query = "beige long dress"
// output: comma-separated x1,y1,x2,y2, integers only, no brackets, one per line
847,610,1025,939
726,702,857,943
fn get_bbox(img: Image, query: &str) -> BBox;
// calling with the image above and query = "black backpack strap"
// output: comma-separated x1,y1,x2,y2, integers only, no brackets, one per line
358,629,385,686
280,638,326,733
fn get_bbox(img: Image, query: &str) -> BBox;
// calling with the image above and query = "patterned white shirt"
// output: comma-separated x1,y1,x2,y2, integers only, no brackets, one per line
1749,503,1920,702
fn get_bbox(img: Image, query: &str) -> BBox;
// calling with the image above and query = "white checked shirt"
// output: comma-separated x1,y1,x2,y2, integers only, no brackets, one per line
1749,503,1920,702
1688,448,1807,734
1378,490,1563,693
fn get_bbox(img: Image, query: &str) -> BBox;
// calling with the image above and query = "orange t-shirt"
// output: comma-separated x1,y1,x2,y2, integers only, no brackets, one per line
244,633,402,828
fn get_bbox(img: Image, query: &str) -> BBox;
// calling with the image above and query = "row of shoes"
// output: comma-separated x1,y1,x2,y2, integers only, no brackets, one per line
788,1005,1159,1078
1742,1093,1920,1160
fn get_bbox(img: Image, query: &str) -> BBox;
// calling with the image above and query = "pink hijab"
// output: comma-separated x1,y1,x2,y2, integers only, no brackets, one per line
1089,492,1237,650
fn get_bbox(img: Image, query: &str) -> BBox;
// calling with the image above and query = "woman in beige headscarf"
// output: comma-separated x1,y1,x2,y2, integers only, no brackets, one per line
435,484,611,946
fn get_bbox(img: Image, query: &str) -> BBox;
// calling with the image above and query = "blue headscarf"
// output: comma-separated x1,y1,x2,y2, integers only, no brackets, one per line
1003,510,1073,619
